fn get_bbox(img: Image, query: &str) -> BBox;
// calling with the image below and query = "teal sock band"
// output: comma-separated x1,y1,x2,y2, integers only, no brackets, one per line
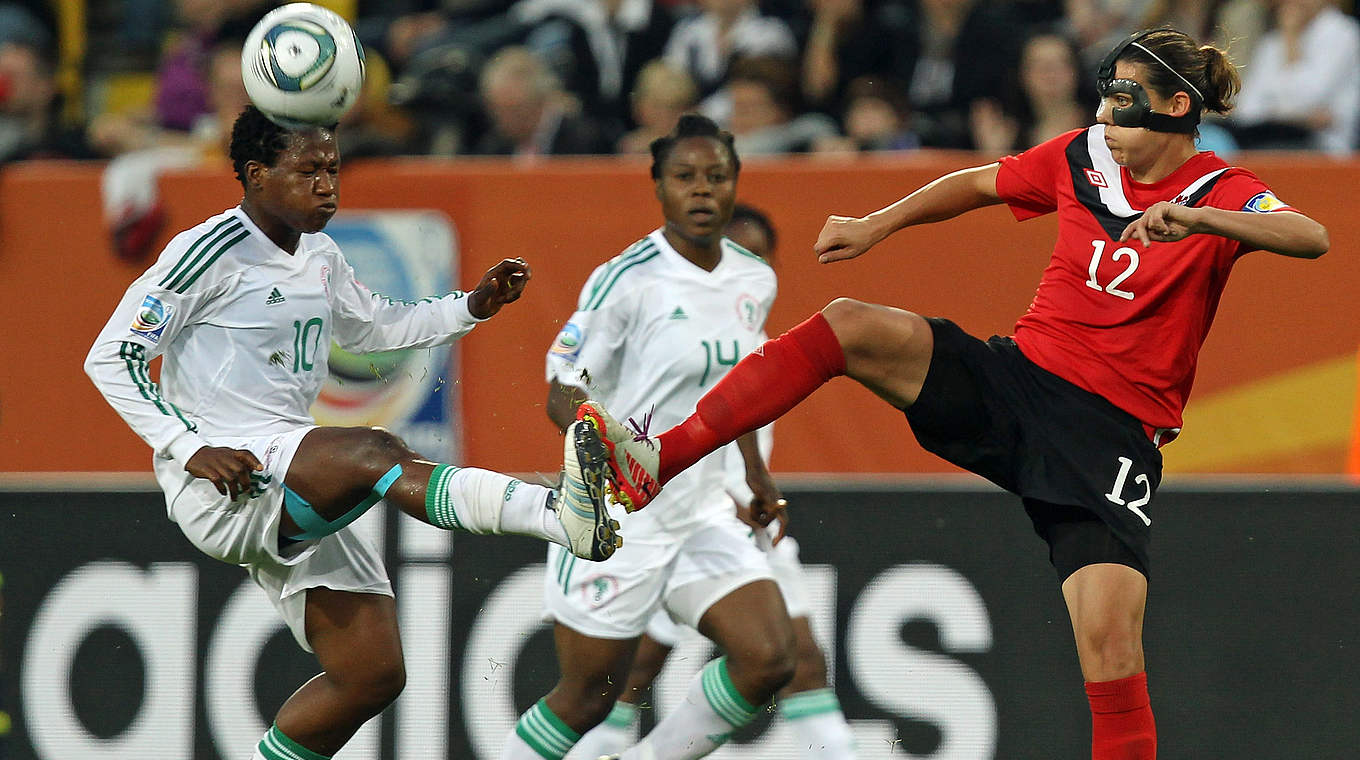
258,723,330,760
284,463,403,540
701,656,758,728
514,698,580,760
424,463,464,530
603,700,639,728
778,687,843,720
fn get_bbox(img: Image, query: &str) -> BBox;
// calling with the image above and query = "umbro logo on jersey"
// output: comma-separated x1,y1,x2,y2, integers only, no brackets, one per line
1084,168,1108,188
265,287,286,305
669,306,688,320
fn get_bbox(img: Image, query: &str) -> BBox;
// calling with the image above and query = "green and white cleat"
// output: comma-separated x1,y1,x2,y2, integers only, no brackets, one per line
575,400,661,512
556,418,622,561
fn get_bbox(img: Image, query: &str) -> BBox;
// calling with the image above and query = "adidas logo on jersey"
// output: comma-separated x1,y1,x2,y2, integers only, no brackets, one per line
265,287,286,306
669,306,688,320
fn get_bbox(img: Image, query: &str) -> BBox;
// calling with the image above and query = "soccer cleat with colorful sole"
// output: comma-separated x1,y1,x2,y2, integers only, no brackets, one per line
575,400,660,511
554,418,622,560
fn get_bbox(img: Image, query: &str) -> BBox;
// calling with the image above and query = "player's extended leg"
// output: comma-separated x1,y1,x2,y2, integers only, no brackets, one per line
281,425,619,560
1062,563,1156,760
251,588,404,759
499,625,639,760
775,617,856,759
571,634,673,759
579,299,934,510
619,581,796,760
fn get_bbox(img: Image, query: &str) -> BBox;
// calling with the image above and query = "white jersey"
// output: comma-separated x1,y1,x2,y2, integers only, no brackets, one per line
86,206,483,476
547,229,776,534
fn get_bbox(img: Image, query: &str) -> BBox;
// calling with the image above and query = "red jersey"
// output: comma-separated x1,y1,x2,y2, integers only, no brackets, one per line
996,126,1292,440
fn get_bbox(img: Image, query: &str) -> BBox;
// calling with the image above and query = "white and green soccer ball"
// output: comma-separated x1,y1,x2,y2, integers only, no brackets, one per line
241,3,366,128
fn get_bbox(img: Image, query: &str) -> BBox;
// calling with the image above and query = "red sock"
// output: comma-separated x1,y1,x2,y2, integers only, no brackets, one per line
1086,672,1157,760
656,312,846,484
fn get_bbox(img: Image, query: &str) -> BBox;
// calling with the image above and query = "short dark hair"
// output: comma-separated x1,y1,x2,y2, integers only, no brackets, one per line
649,113,740,180
228,105,319,188
728,203,776,255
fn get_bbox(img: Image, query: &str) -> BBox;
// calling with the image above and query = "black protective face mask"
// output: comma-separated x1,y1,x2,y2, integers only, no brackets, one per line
1096,30,1202,134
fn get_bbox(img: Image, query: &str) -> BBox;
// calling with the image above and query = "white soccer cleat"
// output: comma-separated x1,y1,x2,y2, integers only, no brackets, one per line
575,400,661,511
555,419,622,561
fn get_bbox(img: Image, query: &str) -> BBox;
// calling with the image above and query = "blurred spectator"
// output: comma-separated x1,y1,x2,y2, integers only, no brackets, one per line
663,0,798,111
813,75,921,153
1065,0,1157,69
616,59,697,154
94,38,249,261
335,52,422,158
154,0,268,133
970,29,1091,154
514,0,676,134
0,39,92,163
798,0,1020,148
0,1,51,50
359,0,517,70
726,55,837,154
1137,0,1271,69
472,45,613,156
1231,0,1360,154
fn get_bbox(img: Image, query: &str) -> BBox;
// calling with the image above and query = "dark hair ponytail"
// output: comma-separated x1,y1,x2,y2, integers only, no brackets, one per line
1122,28,1241,115
1197,43,1240,114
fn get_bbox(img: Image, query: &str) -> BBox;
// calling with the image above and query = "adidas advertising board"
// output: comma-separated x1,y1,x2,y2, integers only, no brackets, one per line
2,485,1353,759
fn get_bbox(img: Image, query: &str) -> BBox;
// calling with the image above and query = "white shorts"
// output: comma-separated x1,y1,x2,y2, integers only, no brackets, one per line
643,529,810,647
543,511,774,640
155,425,392,652
758,530,810,619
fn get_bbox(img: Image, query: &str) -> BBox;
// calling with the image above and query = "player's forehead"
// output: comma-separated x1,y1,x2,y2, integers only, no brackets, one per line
277,130,339,166
665,137,732,171
1112,61,1148,88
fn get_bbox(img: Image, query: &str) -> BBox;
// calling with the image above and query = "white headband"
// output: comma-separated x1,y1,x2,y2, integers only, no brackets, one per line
1130,42,1204,102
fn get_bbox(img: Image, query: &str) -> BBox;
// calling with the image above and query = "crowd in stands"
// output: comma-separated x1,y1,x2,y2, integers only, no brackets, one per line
1,0,1358,169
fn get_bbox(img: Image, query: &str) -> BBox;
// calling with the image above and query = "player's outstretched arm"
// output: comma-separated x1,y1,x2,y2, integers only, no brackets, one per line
467,257,531,319
814,163,1004,263
1120,202,1329,259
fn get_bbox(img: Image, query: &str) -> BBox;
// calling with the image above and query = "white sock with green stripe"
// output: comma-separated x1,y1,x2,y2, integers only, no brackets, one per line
500,699,581,760
425,465,567,545
623,657,757,760
251,724,329,760
778,688,856,759
571,700,639,759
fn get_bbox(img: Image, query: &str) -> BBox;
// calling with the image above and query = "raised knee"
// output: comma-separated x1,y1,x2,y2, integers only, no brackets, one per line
350,427,411,475
820,297,869,331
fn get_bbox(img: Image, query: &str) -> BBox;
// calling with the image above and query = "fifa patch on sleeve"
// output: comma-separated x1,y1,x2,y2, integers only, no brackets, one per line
550,322,584,362
130,294,173,343
1243,191,1289,213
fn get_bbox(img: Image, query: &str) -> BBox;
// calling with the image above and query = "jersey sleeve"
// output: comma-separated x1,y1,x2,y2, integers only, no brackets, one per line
83,263,215,463
1206,169,1296,255
328,252,484,353
545,263,633,399
996,129,1083,221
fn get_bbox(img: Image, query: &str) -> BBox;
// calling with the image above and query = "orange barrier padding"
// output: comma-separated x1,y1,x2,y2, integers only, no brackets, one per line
3,154,1357,474
1350,349,1360,476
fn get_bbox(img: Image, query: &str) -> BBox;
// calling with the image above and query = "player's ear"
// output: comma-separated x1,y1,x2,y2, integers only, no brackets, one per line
244,160,268,191
1169,91,1193,118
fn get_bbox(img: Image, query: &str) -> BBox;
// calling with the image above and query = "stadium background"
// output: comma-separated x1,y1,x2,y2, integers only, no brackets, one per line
0,153,1356,759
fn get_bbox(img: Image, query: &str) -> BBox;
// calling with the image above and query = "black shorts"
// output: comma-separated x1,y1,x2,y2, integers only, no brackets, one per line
904,317,1162,579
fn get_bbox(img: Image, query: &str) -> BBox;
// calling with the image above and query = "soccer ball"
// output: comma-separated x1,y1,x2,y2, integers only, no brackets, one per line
241,3,366,128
